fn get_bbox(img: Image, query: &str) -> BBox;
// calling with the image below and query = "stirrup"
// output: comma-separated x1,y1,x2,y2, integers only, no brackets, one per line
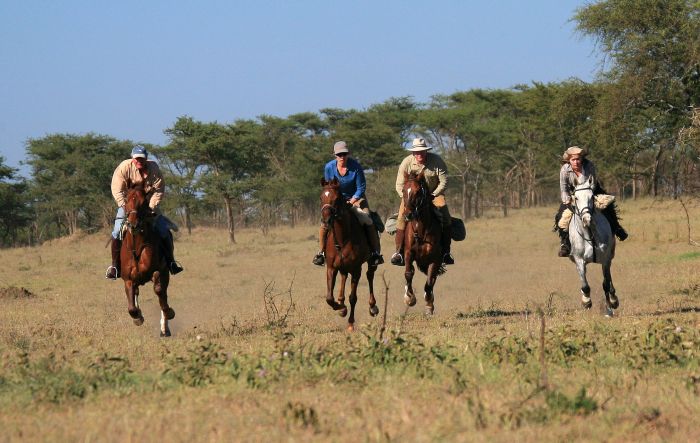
390,252,404,266
442,253,455,265
105,266,119,280
312,252,325,266
169,261,184,275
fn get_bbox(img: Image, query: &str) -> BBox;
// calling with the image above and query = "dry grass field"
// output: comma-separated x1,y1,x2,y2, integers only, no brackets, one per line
1,198,699,442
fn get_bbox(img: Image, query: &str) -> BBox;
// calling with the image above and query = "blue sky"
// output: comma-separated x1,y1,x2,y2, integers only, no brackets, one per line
0,1,601,172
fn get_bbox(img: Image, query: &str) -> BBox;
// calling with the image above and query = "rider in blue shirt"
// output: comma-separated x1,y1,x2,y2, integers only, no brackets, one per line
313,141,383,266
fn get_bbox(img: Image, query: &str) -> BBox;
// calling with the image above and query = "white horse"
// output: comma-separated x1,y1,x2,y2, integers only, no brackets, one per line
569,177,619,316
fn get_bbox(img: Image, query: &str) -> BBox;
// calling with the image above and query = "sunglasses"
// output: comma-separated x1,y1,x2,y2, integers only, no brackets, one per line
335,152,348,157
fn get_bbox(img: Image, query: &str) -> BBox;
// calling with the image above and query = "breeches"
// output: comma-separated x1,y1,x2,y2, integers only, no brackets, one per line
396,195,451,230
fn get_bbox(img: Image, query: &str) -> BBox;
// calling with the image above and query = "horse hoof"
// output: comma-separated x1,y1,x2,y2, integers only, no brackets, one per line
604,306,614,318
347,324,355,332
404,295,416,307
608,297,619,309
133,316,144,326
128,309,142,320
165,308,176,320
582,300,592,310
425,306,434,316
369,305,379,317
160,330,171,337
338,306,348,318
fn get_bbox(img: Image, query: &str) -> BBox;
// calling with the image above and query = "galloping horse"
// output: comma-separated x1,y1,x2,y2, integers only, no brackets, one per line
120,186,176,336
401,171,444,315
569,177,619,316
320,178,379,331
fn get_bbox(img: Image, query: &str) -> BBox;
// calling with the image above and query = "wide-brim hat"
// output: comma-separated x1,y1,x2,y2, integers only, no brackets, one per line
562,145,587,162
409,138,432,152
333,141,349,155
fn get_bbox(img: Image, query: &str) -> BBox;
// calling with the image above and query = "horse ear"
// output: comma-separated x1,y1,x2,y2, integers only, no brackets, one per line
403,171,409,181
321,178,327,186
331,178,339,186
417,171,425,182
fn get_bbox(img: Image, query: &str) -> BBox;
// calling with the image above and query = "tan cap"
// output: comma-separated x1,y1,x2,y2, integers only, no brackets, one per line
333,141,349,155
563,146,588,161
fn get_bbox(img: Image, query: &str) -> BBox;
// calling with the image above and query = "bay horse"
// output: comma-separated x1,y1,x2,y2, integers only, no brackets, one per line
320,178,379,331
401,171,444,315
569,177,618,316
120,186,176,336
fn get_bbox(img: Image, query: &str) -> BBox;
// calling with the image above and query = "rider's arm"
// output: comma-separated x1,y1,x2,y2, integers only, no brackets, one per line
559,165,571,204
395,156,410,197
111,160,129,208
148,163,164,210
432,155,448,197
352,161,366,200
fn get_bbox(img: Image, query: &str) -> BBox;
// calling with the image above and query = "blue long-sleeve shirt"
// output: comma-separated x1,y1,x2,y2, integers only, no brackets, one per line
323,158,366,200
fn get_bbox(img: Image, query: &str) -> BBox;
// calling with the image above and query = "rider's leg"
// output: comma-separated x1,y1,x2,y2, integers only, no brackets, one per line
555,203,571,257
313,223,327,266
354,200,383,266
435,197,454,265
391,200,406,266
106,207,125,279
155,215,183,274
106,236,122,279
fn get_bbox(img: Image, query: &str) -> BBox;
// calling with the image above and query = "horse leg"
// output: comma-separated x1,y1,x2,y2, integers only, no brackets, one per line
325,266,345,315
423,263,438,316
153,271,174,337
337,272,349,318
347,270,360,332
575,258,592,309
404,259,417,307
366,264,379,317
125,281,144,326
602,261,618,314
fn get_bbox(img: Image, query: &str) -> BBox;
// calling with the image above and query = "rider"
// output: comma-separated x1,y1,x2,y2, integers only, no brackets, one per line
555,145,628,257
391,138,454,266
105,145,184,279
312,141,384,267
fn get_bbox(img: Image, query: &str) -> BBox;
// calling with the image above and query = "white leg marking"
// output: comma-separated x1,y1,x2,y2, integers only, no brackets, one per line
160,310,167,335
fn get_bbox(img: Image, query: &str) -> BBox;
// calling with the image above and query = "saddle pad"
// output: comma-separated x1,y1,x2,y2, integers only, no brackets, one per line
558,208,573,230
451,217,467,241
594,194,615,209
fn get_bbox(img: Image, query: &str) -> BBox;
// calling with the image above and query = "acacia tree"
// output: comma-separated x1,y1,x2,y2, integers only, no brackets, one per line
0,157,31,246
575,0,700,197
25,134,129,238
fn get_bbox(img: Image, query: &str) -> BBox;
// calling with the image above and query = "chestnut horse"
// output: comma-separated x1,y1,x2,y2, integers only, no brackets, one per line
320,178,379,331
120,186,175,336
401,171,445,315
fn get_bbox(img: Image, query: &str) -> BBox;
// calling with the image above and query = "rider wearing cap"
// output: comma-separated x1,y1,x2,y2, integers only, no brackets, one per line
105,145,184,279
313,141,384,267
555,145,628,257
391,138,454,266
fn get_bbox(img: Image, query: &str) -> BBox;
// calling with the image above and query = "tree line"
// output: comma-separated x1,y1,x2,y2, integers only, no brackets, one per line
1,0,699,247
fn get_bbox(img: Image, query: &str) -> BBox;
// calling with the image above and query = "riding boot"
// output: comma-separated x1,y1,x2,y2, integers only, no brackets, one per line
558,228,571,257
162,233,184,275
313,224,327,266
441,224,454,265
391,228,405,266
105,238,121,280
364,224,384,266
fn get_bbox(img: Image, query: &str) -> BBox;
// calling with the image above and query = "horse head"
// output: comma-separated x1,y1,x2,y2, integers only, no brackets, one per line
402,171,428,221
573,177,595,228
320,178,343,225
125,186,149,234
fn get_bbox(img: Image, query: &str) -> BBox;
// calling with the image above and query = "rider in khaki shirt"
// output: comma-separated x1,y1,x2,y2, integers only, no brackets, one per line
105,145,183,280
391,138,454,266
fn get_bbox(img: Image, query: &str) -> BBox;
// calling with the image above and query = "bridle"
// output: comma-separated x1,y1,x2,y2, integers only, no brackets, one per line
571,185,596,249
320,188,345,255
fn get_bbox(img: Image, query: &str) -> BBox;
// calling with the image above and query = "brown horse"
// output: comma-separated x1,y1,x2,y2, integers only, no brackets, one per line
120,186,175,337
401,171,444,315
320,178,379,331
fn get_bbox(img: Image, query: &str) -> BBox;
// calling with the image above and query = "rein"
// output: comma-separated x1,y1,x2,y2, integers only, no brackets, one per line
572,186,597,259
320,196,346,259
403,180,434,246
